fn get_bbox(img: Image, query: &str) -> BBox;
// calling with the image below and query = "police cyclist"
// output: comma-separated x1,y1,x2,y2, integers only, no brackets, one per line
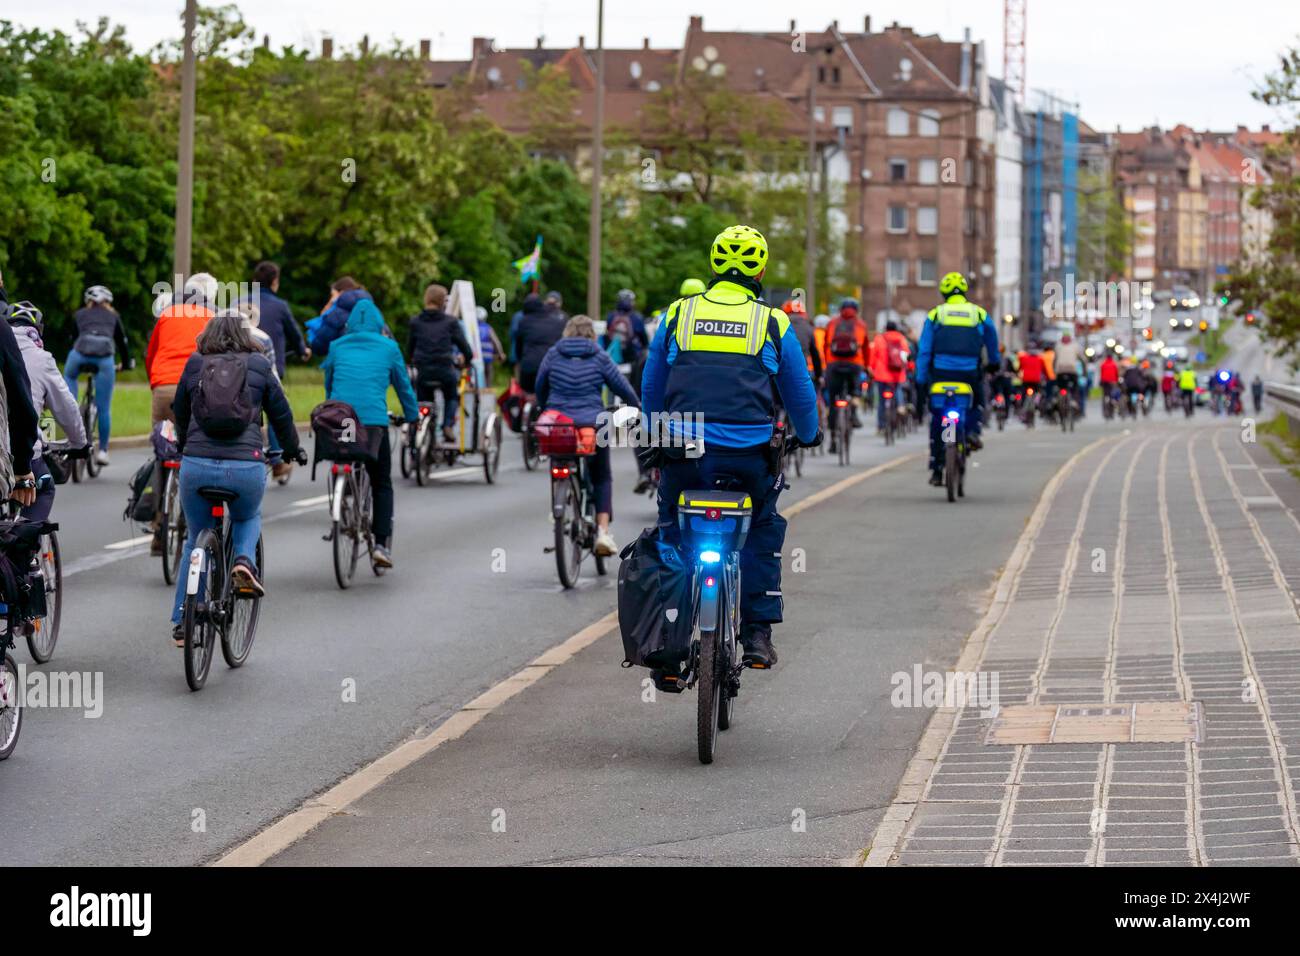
916,271,999,487
640,224,821,675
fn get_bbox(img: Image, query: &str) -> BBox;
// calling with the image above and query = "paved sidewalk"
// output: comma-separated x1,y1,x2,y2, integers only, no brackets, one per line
869,422,1300,866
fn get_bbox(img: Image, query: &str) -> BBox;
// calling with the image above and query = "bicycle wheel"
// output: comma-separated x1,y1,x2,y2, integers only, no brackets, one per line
696,620,721,765
414,422,434,487
957,446,966,498
332,476,361,589
84,404,101,477
794,446,804,478
0,652,21,760
483,413,502,484
222,535,262,668
26,531,61,663
840,416,851,465
553,478,582,588
717,573,738,732
161,470,185,585
945,442,957,503
182,532,220,691
398,424,412,479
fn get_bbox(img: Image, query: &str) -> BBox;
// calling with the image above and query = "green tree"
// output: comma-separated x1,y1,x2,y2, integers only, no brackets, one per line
1077,169,1133,282
1221,46,1300,361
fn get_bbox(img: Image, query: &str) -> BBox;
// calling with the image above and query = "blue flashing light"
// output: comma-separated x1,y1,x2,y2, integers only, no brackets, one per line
700,550,721,564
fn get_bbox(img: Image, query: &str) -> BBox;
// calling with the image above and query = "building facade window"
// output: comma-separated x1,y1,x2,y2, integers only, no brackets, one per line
889,158,908,182
886,258,908,285
917,207,938,234
888,206,909,233
832,105,853,130
918,158,939,184
917,259,938,285
887,108,909,136
918,109,940,136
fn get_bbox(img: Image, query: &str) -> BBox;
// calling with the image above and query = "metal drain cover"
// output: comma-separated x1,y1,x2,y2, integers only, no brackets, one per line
985,701,1203,745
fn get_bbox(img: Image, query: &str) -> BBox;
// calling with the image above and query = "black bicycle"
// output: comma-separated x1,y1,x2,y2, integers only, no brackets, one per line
932,383,970,503
179,487,263,690
70,372,103,482
326,457,386,589
538,417,606,589
158,457,186,585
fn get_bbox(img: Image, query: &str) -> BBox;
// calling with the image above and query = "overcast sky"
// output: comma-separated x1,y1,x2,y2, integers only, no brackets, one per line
13,0,1298,130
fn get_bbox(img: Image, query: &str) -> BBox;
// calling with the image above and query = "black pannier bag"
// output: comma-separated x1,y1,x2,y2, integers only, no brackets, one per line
310,400,382,479
0,519,57,635
125,458,159,524
617,526,694,668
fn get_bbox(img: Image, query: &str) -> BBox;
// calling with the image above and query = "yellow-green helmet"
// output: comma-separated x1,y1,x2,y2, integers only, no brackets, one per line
710,224,768,278
679,277,706,296
939,271,968,297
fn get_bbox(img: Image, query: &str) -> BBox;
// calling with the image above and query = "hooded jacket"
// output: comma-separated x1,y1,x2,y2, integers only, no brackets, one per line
11,322,86,456
310,289,376,358
320,299,419,427
535,337,639,427
407,308,473,371
514,298,566,377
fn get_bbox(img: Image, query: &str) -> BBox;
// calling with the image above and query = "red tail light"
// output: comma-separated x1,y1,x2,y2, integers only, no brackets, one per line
162,459,181,470
834,399,850,408
419,405,431,416
705,508,721,520
550,466,571,478
1059,388,1067,396
882,391,894,399
331,463,353,476
210,505,224,518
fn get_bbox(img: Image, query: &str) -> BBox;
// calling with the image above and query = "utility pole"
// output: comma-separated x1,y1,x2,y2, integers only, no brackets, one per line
804,58,817,315
173,0,198,285
586,0,605,321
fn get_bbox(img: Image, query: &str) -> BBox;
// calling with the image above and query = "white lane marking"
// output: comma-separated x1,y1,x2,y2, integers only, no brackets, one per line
424,466,478,481
212,449,918,868
292,494,330,508
104,534,153,551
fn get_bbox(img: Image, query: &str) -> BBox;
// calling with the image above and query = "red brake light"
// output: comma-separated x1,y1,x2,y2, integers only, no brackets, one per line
419,405,431,416
834,399,849,407
882,391,894,399
704,576,716,588
551,466,570,478
706,508,721,520
210,505,224,518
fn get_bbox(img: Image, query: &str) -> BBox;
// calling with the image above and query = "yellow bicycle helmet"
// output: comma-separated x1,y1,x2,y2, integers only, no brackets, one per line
679,277,706,296
710,224,768,278
939,271,968,297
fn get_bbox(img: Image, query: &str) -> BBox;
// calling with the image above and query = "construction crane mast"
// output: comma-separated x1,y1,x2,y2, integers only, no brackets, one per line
1004,0,1027,104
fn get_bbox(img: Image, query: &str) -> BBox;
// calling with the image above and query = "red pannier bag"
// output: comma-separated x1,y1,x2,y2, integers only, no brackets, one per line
496,378,526,433
535,409,597,456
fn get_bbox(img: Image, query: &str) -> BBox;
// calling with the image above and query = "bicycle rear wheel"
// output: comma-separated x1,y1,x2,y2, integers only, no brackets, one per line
553,478,582,588
26,531,61,663
696,623,721,764
84,404,101,477
222,535,262,667
945,443,958,503
0,652,21,760
332,476,361,589
161,469,186,585
182,534,220,691
483,414,502,484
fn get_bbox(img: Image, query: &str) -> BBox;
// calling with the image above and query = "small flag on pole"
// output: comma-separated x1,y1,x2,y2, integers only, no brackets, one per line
513,235,543,284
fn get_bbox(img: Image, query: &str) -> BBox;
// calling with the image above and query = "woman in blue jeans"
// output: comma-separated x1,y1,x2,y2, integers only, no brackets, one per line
64,285,132,465
168,310,304,646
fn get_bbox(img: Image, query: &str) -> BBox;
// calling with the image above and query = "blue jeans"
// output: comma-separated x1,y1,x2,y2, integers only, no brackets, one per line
170,457,266,624
63,349,115,448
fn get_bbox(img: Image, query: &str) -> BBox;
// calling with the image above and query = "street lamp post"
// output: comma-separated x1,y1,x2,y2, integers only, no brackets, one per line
586,0,605,322
173,0,198,284
804,58,817,315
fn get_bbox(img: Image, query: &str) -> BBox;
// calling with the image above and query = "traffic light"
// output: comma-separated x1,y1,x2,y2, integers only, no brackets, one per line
1142,327,1154,340
1245,313,1257,325
1198,320,1209,332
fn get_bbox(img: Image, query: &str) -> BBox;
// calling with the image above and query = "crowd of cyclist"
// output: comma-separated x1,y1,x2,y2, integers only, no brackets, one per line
0,227,1266,677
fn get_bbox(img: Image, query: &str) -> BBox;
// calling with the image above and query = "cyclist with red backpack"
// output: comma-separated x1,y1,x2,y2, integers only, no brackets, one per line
868,319,910,432
822,298,869,445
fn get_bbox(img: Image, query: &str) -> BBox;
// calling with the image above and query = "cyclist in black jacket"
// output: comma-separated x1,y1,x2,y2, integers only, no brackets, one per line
407,284,474,444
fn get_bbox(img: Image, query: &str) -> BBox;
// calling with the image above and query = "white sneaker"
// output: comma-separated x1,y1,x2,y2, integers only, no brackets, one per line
594,530,617,557
94,450,110,466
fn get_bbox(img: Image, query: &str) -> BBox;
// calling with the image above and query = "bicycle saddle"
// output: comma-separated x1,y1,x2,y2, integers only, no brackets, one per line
197,486,240,504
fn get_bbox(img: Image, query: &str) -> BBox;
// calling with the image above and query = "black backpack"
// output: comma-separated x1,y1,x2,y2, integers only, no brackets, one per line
192,353,257,439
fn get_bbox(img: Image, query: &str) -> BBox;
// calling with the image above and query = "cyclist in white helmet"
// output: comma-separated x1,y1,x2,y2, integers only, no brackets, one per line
65,285,132,466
